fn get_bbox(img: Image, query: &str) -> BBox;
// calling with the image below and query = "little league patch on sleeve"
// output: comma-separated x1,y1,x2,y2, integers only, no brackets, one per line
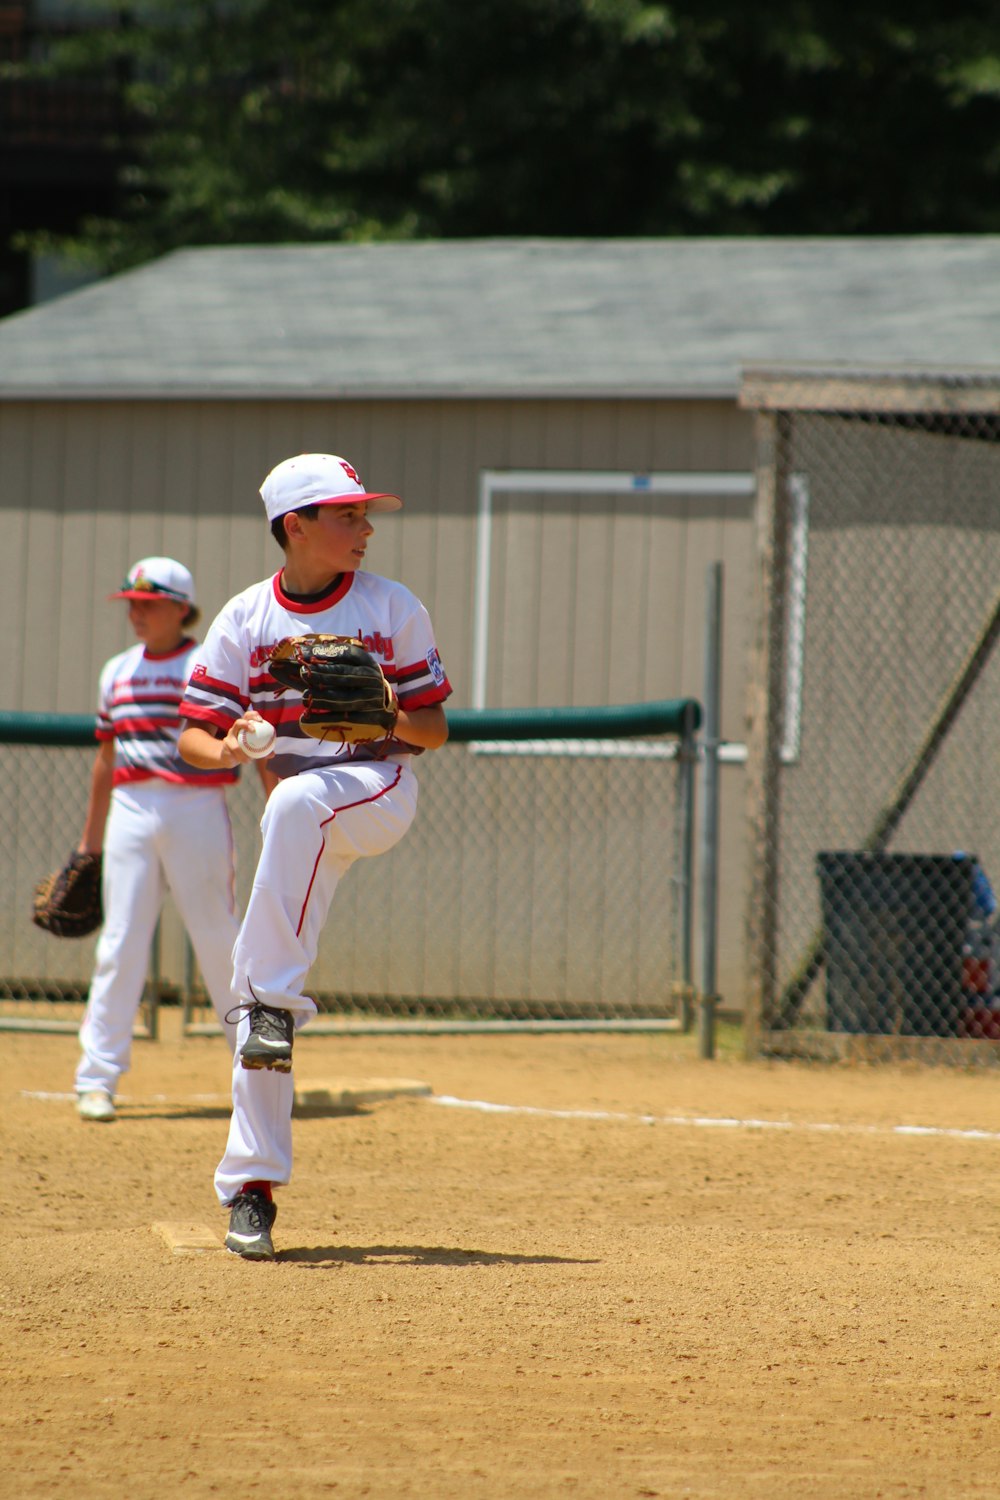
427,646,446,686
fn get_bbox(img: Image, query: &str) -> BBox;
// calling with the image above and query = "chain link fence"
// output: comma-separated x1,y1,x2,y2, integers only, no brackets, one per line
0,702,698,1035
741,369,1000,1064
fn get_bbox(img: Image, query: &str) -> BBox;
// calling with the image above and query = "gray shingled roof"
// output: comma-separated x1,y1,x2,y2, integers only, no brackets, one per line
0,237,998,399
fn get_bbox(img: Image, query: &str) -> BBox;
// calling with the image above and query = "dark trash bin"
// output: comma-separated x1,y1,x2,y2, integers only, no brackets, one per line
817,852,975,1037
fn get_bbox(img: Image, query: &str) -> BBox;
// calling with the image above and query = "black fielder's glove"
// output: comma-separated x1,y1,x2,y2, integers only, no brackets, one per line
32,850,103,938
266,634,399,745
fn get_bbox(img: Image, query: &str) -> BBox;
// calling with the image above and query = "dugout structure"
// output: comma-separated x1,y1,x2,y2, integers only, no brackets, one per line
741,366,1000,1064
0,699,700,1035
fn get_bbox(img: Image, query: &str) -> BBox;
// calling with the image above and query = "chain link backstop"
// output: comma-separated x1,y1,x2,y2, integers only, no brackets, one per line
741,368,1000,1064
0,701,698,1035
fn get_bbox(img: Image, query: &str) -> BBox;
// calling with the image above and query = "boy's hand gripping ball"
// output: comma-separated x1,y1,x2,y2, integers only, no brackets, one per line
236,721,277,759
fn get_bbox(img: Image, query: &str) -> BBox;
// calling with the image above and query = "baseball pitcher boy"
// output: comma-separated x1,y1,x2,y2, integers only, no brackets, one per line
178,454,451,1260
74,558,246,1123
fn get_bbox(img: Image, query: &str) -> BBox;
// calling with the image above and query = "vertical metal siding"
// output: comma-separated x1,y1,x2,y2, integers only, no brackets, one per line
0,392,754,1009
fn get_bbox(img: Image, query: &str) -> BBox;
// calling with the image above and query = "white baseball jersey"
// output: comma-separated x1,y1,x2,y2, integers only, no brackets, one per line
180,569,451,772
79,637,243,1100
97,638,237,787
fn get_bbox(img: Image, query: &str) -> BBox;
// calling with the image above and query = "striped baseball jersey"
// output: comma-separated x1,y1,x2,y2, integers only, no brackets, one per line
180,569,452,778
97,638,238,787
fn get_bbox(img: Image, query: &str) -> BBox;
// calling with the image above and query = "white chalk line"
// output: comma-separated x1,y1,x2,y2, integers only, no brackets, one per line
20,1087,1000,1145
429,1094,1000,1144
20,1090,228,1105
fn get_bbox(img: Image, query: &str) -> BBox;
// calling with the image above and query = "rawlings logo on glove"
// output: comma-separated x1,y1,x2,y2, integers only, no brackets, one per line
266,634,399,746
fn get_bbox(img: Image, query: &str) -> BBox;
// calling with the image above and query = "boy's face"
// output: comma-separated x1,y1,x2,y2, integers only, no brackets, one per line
127,596,189,652
296,503,374,572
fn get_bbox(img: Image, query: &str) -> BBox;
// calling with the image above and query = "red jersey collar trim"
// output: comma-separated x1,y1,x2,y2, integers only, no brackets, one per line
272,570,355,613
142,636,195,661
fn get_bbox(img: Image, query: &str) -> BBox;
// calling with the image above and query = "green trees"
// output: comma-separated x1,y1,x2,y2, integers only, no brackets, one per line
23,0,1000,272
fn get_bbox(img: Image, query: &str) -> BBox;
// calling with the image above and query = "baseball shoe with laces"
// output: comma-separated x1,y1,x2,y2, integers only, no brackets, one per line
236,1000,294,1072
78,1089,115,1122
225,1189,277,1260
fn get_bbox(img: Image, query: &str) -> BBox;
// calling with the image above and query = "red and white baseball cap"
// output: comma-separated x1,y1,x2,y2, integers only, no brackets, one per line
109,556,197,609
260,453,402,522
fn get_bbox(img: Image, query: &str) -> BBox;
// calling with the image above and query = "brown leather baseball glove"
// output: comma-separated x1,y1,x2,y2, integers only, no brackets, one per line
32,850,103,938
266,635,399,745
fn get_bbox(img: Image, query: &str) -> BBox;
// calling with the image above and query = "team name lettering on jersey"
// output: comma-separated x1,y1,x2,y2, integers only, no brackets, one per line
357,630,394,662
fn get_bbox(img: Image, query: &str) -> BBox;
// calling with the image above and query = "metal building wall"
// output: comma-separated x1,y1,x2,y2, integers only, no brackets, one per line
0,394,755,1007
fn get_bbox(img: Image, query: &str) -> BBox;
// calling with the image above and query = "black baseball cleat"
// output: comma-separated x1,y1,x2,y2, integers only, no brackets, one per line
225,1190,277,1260
238,1001,294,1072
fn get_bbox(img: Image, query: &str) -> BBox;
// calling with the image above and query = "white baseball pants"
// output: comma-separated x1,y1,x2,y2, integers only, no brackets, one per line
75,779,240,1097
214,759,418,1205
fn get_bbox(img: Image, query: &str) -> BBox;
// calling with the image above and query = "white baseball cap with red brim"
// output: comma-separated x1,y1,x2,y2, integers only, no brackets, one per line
109,556,197,609
260,454,402,522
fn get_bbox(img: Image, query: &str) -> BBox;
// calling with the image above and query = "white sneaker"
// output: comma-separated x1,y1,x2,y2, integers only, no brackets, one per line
77,1090,115,1122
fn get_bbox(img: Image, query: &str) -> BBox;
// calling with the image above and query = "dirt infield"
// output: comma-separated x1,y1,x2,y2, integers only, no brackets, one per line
4,1014,1000,1499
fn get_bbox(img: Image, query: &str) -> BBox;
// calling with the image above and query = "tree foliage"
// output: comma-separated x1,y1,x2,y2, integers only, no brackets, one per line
22,0,1000,271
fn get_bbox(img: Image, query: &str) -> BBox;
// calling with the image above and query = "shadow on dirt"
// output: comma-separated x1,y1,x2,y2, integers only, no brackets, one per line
121,1106,234,1121
278,1243,600,1267
123,1104,365,1122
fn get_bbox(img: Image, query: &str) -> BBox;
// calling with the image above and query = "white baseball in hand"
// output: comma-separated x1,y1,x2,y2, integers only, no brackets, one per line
237,720,276,759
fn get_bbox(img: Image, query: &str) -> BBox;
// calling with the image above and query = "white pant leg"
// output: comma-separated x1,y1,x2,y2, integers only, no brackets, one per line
215,761,417,1204
232,762,417,1019
216,1043,297,1200
158,786,241,1056
76,788,164,1096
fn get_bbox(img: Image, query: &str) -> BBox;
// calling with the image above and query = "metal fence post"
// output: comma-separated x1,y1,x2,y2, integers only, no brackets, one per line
699,561,723,1058
143,917,161,1041
673,704,698,1031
